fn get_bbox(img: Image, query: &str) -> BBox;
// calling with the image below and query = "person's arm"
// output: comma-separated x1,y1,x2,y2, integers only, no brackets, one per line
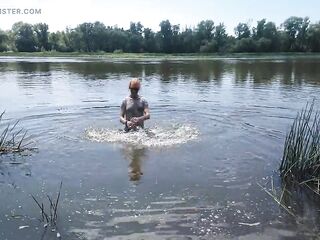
120,100,127,125
135,101,150,124
140,107,150,122
120,99,135,128
120,115,127,125
143,99,150,121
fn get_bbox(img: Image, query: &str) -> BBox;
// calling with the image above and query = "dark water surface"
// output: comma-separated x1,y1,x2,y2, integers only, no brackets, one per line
0,57,320,239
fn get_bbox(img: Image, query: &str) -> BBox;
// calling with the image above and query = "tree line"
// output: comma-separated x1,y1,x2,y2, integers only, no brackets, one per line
0,17,320,53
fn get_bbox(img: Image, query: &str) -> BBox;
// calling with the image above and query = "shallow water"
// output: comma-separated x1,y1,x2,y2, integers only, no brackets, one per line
0,57,320,239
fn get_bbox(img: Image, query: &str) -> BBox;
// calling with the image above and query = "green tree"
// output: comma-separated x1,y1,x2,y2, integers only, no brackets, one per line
129,22,143,35
0,30,8,52
171,24,182,53
49,30,73,52
73,22,109,52
254,19,266,39
197,20,215,42
235,23,251,39
233,38,256,52
5,30,16,51
196,20,215,52
256,37,272,52
34,23,49,51
108,27,129,52
91,21,108,51
199,40,217,53
67,28,84,51
78,22,95,52
253,19,279,51
282,16,309,51
48,32,59,51
143,28,158,52
159,20,173,53
12,22,37,52
307,22,320,52
296,17,310,51
180,28,197,53
128,22,143,52
214,23,228,52
263,22,278,40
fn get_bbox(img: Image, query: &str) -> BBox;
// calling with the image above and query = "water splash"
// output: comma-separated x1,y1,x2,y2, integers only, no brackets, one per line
85,124,199,147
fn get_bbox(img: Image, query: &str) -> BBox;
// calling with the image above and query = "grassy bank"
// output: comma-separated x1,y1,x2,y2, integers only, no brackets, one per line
1,51,320,61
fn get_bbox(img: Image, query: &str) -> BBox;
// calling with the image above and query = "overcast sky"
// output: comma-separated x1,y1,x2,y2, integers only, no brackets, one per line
0,0,319,35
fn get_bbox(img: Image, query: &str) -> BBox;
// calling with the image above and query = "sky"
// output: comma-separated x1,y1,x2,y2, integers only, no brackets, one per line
0,0,319,35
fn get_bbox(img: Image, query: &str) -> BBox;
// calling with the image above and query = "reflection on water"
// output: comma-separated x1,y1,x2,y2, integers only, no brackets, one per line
0,155,32,187
60,59,320,86
0,57,320,239
121,146,146,182
1,58,320,86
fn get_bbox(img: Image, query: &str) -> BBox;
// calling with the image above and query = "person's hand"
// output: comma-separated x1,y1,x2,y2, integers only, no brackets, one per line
131,117,140,124
127,121,135,128
131,117,143,124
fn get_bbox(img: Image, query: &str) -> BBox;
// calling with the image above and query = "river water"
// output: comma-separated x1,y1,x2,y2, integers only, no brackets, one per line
0,57,320,239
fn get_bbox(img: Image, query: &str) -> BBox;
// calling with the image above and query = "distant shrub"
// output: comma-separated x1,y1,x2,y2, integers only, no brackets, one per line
113,49,123,54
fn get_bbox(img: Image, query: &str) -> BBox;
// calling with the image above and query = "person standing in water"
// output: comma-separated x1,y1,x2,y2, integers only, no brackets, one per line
120,78,150,132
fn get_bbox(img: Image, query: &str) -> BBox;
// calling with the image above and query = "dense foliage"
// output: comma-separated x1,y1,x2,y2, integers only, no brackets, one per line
1,17,320,53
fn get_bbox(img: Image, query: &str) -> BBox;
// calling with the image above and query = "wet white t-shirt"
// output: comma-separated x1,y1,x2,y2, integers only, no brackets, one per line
121,95,149,128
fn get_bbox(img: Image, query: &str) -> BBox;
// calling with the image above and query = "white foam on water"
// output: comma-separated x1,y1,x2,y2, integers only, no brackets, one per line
85,124,199,147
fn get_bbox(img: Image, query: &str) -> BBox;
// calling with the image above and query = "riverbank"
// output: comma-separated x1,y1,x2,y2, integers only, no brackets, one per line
1,51,320,61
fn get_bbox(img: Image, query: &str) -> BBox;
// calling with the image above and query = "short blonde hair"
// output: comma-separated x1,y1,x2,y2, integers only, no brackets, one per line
129,78,141,89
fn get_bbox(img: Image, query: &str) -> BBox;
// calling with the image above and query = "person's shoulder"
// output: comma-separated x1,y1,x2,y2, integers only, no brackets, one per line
139,96,149,106
123,96,131,101
121,96,130,105
139,96,148,102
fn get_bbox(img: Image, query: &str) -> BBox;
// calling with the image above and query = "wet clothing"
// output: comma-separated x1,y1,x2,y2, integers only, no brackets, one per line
121,95,149,131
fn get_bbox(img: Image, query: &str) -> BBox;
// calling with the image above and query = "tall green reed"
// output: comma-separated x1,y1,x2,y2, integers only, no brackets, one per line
280,100,320,180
